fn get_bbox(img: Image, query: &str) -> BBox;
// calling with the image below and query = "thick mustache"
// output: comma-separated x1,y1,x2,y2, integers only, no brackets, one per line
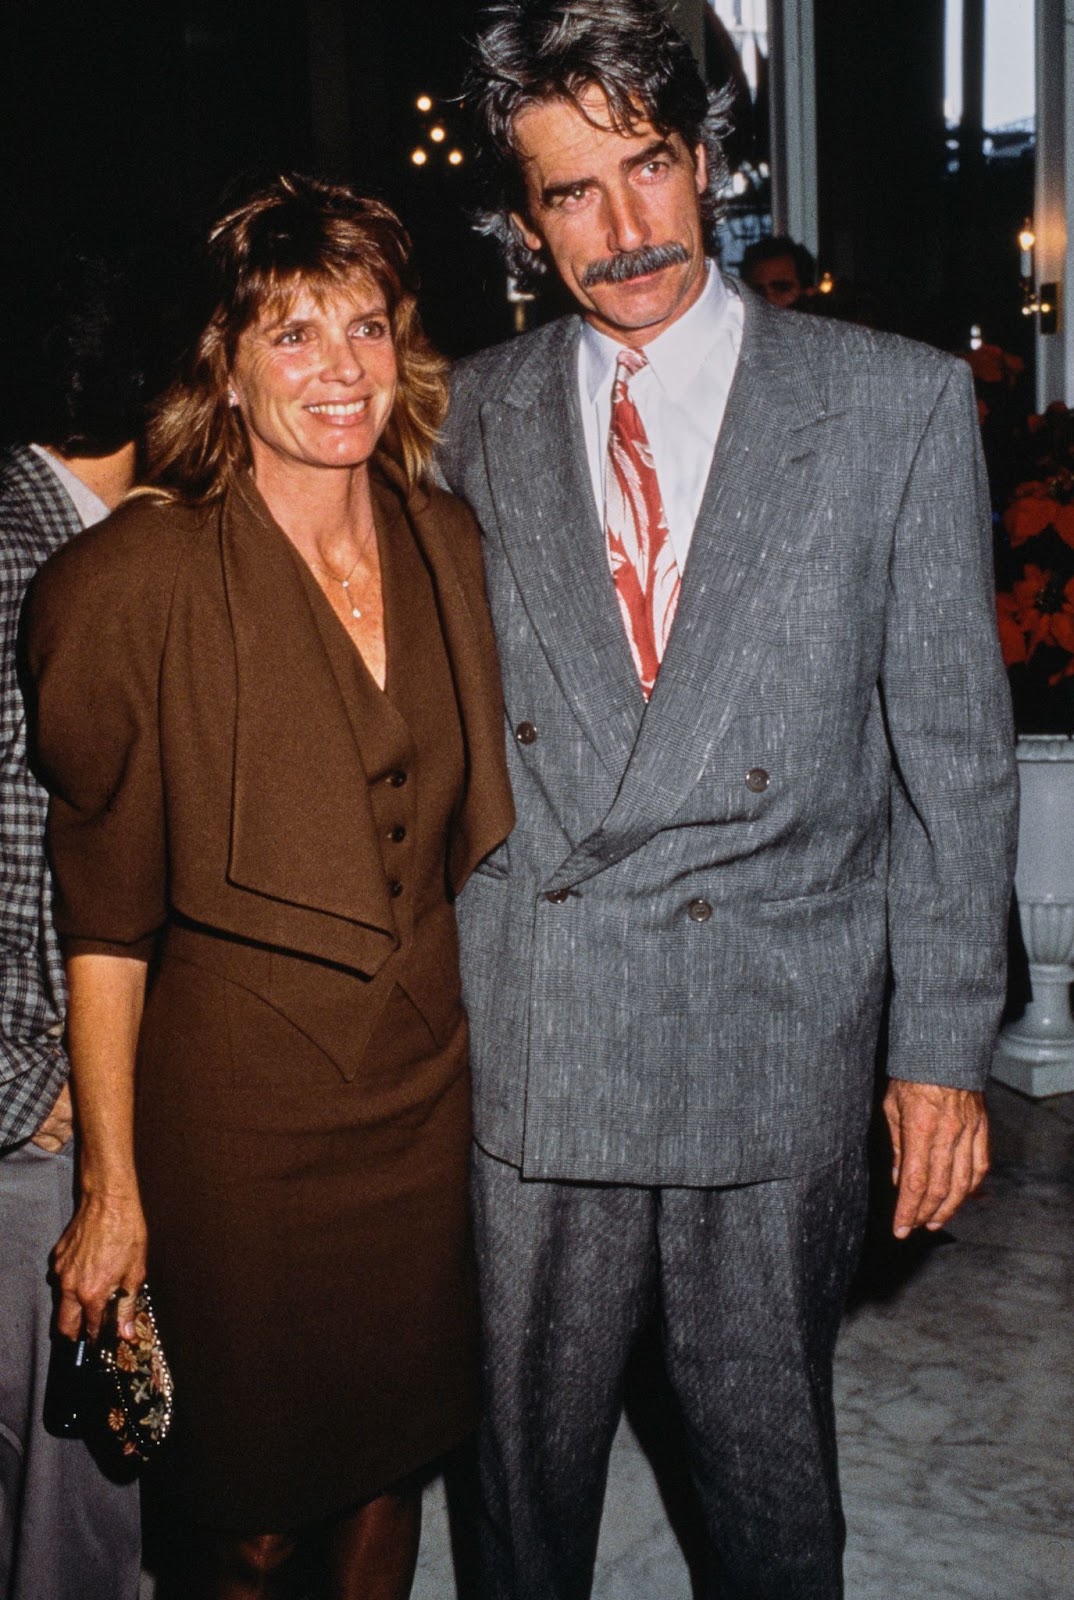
581,242,689,288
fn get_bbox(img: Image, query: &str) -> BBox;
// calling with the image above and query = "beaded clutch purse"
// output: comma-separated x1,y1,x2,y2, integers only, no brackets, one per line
93,1284,175,1461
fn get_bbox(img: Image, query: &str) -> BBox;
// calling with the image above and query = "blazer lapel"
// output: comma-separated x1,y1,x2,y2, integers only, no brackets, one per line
222,476,397,938
477,319,645,779
371,458,515,890
552,292,851,886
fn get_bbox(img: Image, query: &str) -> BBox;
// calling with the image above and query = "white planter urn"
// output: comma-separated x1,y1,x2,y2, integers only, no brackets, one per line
993,733,1074,1096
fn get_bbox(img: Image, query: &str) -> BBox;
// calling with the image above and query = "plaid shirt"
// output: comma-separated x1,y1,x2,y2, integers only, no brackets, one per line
0,445,84,1146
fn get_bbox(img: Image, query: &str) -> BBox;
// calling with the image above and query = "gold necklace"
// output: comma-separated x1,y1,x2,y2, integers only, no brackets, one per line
311,532,373,620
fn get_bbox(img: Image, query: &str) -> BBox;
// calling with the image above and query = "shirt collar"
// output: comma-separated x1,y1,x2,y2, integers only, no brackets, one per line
29,443,111,528
579,261,734,404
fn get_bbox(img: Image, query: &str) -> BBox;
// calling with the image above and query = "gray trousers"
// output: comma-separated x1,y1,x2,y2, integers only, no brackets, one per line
471,1142,868,1600
0,1140,141,1600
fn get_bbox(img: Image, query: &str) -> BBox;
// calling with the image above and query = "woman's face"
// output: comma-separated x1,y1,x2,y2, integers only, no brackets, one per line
228,276,398,482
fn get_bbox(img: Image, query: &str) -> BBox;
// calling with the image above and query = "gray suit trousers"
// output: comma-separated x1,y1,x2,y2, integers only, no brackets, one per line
472,1142,868,1600
0,1140,141,1600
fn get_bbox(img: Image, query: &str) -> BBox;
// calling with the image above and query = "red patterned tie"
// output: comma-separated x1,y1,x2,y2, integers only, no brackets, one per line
604,348,680,699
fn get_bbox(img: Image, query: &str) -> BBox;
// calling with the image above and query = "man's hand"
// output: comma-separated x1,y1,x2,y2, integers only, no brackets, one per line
30,1080,74,1153
882,1078,989,1239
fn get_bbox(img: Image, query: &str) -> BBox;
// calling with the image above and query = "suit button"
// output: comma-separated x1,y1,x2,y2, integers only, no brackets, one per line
515,721,538,746
745,767,770,793
387,769,407,787
545,888,571,904
687,898,713,923
389,825,406,843
388,879,404,898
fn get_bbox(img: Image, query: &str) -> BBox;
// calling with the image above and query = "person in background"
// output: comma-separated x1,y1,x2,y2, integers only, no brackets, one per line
740,232,817,308
25,174,513,1600
0,249,144,1600
439,3,1017,1596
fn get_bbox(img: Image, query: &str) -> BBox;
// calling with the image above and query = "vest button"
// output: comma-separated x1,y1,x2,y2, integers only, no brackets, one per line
515,721,538,745
545,888,571,904
745,767,770,793
389,825,407,843
387,769,407,787
388,879,404,898
687,898,713,923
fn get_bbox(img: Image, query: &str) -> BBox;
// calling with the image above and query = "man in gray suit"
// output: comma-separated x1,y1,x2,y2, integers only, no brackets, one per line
439,4,1018,1596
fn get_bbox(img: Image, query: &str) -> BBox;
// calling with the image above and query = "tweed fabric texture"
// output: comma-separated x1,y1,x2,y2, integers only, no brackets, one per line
471,1143,868,1600
439,288,1018,1187
0,446,79,1146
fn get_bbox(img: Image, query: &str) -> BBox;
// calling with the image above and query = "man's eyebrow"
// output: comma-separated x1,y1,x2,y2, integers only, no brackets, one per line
537,138,681,206
540,174,596,205
622,137,680,172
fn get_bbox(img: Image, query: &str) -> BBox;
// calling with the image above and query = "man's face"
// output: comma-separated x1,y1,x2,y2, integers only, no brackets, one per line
510,86,709,348
746,254,802,308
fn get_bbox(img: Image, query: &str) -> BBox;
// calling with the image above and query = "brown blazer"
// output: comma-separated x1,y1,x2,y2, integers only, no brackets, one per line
25,455,514,1075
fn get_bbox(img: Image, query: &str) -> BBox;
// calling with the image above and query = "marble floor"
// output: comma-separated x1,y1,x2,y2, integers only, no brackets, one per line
409,1083,1074,1600
142,1083,1073,1598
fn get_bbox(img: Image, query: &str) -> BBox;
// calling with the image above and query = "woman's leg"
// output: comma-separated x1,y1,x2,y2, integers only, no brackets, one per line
159,1490,420,1599
321,1489,422,1600
181,1530,302,1600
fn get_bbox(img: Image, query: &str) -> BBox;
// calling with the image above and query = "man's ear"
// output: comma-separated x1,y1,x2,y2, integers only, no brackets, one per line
510,211,544,254
693,143,708,197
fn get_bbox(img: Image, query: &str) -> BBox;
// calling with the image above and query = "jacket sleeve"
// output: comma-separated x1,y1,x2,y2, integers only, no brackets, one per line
880,358,1018,1088
23,517,175,957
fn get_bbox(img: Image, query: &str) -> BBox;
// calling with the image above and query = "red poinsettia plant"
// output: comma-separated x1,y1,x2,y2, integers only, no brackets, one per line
995,401,1074,732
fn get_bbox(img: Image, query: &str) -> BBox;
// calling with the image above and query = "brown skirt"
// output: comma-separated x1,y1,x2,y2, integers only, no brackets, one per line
134,944,477,1533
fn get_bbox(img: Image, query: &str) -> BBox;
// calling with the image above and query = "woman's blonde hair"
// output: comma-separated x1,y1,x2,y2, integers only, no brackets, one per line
147,173,447,500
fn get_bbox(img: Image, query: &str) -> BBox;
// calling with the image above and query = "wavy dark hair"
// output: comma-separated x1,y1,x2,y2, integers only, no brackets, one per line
741,234,817,290
465,0,732,288
14,250,146,455
147,174,446,501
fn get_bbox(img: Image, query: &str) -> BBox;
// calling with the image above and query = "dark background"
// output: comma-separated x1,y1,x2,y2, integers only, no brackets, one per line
0,0,513,367
0,2,1035,373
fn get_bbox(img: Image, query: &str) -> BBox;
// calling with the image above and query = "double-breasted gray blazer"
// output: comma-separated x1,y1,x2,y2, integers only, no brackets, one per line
439,286,1018,1188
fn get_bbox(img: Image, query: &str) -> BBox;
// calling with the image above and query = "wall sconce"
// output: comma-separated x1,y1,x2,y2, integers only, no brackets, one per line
817,271,834,296
1019,218,1058,334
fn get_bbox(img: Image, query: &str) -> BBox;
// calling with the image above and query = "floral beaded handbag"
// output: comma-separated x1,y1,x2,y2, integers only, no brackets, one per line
91,1284,175,1462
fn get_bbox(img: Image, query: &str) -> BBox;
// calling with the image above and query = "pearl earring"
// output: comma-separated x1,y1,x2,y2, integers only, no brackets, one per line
228,387,239,407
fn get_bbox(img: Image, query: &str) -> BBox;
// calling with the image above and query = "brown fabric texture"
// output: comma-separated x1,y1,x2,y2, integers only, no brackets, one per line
25,458,514,1530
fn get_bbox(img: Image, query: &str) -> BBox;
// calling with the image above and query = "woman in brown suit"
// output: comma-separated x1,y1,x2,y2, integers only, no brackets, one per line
27,175,513,1598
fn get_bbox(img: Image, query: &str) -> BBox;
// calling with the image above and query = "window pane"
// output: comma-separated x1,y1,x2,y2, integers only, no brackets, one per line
946,0,1035,133
984,0,1034,133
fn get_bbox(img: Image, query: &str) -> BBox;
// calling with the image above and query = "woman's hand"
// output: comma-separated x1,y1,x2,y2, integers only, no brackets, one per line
58,952,151,1341
53,1188,147,1341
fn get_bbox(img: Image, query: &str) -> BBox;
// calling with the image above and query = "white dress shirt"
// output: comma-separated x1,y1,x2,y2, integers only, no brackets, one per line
29,444,110,529
578,262,744,572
